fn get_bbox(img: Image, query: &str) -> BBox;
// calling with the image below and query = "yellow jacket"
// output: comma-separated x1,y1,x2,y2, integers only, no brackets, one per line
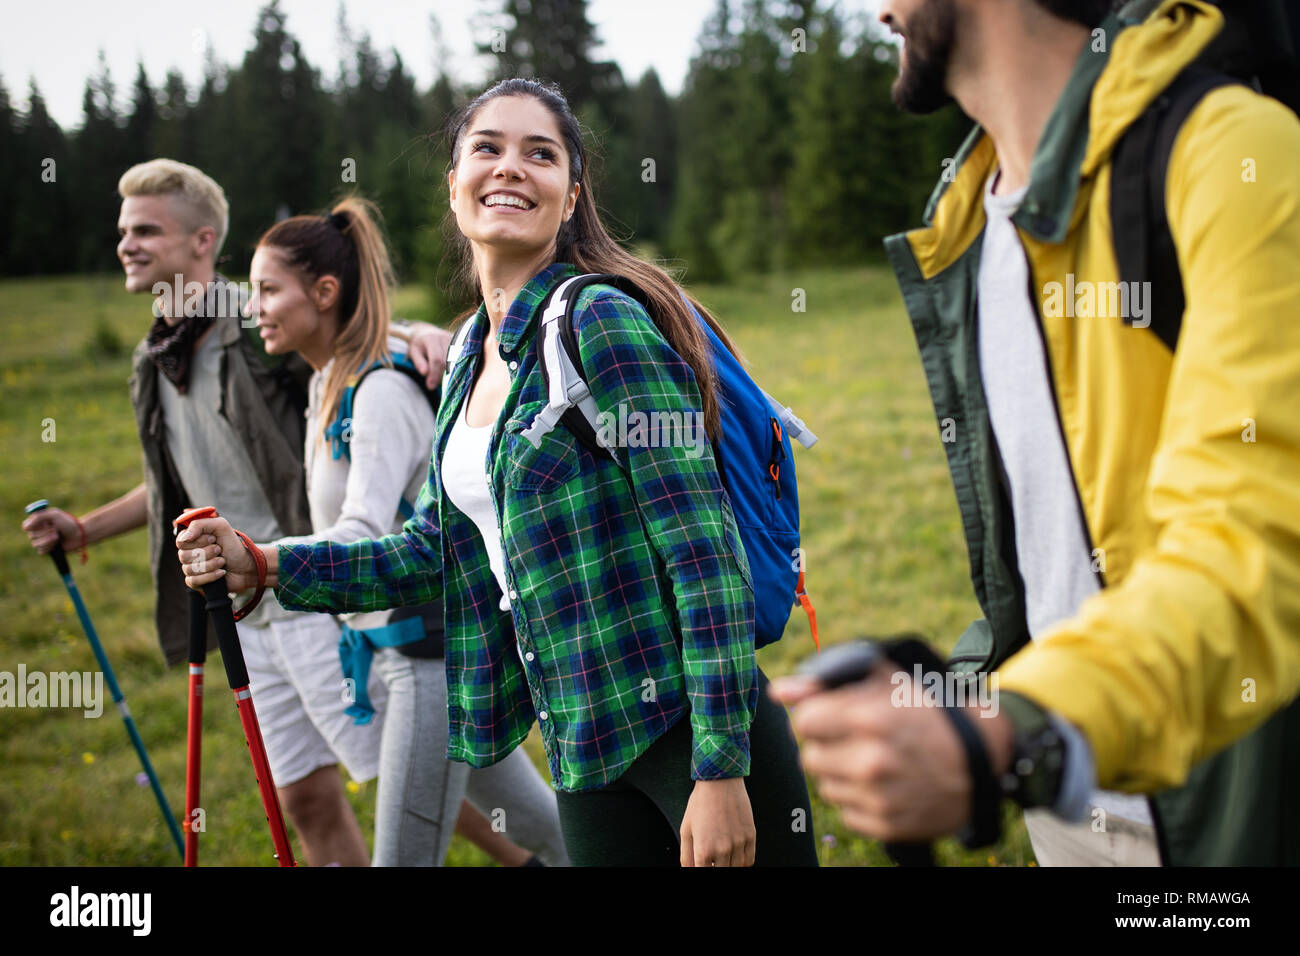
886,0,1300,800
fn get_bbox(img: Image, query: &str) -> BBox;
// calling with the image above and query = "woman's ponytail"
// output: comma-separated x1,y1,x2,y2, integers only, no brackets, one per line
257,195,397,443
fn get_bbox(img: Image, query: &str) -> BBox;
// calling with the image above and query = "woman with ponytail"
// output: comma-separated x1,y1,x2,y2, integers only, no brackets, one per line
229,197,568,866
178,81,817,866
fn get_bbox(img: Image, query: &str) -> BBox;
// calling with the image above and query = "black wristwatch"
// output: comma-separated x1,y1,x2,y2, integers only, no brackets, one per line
996,691,1069,811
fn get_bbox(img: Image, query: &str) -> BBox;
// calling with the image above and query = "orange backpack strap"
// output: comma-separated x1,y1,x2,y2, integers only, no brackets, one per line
795,569,819,650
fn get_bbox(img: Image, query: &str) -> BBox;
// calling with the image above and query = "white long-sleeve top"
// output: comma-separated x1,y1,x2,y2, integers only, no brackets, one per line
274,335,435,631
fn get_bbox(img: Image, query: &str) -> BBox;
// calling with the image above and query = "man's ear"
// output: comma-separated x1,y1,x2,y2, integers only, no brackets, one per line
192,225,217,261
313,274,341,313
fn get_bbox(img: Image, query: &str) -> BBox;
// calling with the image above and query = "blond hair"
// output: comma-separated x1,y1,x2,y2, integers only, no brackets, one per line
118,159,230,258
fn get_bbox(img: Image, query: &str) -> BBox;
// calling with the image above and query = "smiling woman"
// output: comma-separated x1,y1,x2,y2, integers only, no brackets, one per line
225,195,570,868
177,77,820,867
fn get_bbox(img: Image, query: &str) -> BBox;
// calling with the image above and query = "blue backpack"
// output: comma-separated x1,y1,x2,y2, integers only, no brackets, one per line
518,273,820,649
325,351,438,521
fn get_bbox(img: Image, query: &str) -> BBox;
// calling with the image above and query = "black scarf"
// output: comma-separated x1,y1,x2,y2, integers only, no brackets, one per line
145,277,238,394
145,314,214,395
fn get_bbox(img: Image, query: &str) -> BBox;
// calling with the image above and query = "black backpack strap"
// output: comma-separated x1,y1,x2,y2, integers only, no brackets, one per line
1111,69,1241,353
536,273,652,458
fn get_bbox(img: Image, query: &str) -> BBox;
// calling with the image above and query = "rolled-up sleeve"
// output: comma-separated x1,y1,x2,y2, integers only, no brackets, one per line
276,463,444,615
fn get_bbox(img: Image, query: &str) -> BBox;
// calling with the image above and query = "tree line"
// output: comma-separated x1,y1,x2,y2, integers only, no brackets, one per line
0,0,970,319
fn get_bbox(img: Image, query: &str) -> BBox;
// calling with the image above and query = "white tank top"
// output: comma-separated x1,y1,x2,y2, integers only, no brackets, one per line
441,399,511,611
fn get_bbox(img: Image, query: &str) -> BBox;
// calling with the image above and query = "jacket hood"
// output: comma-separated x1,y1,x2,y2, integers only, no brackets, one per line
1083,0,1225,175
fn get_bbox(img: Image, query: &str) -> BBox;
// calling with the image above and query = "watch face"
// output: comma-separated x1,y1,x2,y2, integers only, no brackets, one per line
1011,727,1065,809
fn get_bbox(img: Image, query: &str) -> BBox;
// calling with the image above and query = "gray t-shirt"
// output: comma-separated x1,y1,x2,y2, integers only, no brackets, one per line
977,171,1152,826
157,326,294,626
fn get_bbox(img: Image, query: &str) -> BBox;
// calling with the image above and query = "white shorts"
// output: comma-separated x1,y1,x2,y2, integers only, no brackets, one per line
235,613,385,787
1023,807,1162,866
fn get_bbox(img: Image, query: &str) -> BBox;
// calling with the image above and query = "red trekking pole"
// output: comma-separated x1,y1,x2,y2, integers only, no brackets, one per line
174,506,295,867
184,589,206,866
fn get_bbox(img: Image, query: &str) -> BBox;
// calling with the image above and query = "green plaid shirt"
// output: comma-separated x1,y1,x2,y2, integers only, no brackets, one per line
276,262,758,791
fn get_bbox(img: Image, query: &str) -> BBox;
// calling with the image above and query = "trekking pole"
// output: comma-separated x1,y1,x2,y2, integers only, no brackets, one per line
173,506,296,867
798,639,937,867
24,499,186,861
184,589,206,866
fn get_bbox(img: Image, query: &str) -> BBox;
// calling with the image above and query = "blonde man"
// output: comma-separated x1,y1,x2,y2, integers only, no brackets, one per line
23,159,452,865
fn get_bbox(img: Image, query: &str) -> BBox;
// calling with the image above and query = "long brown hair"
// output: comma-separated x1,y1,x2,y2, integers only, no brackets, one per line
257,196,396,443
444,78,738,441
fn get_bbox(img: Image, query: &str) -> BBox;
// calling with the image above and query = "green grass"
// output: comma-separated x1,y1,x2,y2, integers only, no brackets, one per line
0,269,1034,867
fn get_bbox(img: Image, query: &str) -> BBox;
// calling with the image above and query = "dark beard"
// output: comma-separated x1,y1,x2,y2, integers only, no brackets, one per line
891,0,957,114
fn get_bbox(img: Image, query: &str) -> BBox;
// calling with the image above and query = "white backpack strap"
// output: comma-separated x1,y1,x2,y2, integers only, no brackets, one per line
446,317,476,370
764,391,819,449
521,276,609,453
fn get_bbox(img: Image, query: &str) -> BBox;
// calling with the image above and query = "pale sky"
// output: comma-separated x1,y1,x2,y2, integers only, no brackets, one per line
3,0,883,130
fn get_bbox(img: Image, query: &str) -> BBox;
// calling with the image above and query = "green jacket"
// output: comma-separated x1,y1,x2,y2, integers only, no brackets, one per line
884,1,1300,865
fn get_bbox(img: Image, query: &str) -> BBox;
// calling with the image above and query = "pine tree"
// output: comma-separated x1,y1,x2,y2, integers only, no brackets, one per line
712,0,791,275
73,53,128,271
0,76,18,273
668,0,740,281
417,70,472,323
476,0,622,115
13,82,74,274
124,62,157,167
221,1,327,268
786,8,886,264
624,69,676,246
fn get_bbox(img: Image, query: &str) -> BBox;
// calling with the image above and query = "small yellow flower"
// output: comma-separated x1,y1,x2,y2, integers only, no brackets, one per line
60,830,74,841
82,752,94,764
345,780,361,794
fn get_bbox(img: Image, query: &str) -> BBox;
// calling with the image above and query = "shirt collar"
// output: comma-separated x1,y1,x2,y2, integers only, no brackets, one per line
490,261,576,358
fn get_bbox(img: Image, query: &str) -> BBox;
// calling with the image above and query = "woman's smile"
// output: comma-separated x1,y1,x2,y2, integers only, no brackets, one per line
480,189,536,211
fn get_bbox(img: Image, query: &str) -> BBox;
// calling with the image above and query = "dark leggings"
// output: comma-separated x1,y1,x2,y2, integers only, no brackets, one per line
554,668,819,866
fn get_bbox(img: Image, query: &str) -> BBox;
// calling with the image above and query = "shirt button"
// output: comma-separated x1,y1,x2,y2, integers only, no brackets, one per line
525,651,535,662
539,710,548,721
508,588,518,601
509,360,518,371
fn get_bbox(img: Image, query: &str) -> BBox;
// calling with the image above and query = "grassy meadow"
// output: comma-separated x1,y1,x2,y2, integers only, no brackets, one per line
0,267,1035,867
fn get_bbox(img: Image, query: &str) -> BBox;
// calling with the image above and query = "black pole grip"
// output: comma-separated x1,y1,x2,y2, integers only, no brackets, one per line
49,543,71,578
187,589,208,666
798,636,942,867
200,581,249,689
